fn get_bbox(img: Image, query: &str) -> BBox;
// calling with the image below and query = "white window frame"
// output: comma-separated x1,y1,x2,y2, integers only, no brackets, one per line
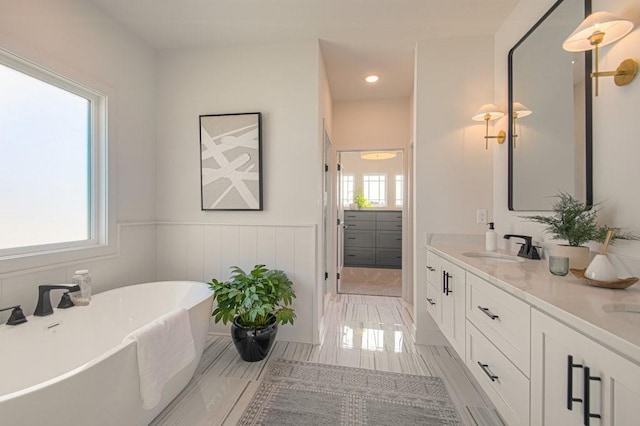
0,48,112,272
341,174,354,208
363,173,386,206
395,174,403,207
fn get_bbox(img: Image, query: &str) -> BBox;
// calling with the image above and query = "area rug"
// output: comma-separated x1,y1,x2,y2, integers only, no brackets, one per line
239,359,462,425
340,267,402,297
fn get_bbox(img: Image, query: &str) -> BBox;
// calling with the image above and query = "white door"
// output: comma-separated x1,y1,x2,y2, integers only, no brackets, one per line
323,127,332,297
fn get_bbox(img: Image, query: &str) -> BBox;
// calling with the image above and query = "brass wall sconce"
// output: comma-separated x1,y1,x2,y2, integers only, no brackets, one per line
511,102,532,148
472,104,505,149
563,11,638,96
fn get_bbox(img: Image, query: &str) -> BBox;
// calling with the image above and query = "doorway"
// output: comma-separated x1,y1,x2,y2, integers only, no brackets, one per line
336,150,405,298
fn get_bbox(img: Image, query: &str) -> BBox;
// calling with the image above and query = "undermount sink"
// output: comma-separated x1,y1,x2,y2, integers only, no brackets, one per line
602,303,640,314
462,251,524,263
602,303,640,327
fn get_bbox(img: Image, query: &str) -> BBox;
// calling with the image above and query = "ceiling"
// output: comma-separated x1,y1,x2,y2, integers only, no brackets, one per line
89,0,519,101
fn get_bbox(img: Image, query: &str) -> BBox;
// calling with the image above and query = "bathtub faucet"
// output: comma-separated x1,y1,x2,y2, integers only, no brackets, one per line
34,284,81,317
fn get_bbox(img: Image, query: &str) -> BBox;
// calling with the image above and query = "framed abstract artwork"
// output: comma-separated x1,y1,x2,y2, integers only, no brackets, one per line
199,112,263,211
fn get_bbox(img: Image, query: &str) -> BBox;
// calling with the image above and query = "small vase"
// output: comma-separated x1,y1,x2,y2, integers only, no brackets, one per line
552,245,590,269
231,314,278,362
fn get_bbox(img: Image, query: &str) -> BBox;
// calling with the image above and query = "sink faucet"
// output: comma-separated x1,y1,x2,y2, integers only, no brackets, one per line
34,284,81,317
503,234,541,260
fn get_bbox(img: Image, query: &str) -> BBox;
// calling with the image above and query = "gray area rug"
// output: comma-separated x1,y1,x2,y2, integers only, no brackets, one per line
239,359,462,425
340,267,402,297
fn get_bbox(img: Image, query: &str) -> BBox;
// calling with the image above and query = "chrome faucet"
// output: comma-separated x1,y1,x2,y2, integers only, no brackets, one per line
503,234,541,260
34,284,81,317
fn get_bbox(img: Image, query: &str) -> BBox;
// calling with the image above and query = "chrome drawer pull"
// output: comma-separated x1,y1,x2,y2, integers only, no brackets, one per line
478,306,499,320
477,362,498,382
426,298,436,306
426,266,435,272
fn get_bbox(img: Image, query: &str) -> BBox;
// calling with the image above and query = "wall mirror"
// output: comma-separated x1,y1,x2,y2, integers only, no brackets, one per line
508,0,592,211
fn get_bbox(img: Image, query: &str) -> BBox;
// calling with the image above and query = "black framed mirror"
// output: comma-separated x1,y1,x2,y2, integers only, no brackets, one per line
508,0,592,211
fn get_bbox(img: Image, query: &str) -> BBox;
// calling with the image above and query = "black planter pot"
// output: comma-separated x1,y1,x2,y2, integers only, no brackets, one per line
230,314,278,362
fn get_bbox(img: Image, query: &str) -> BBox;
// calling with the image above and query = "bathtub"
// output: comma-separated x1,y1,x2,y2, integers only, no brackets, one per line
0,281,213,426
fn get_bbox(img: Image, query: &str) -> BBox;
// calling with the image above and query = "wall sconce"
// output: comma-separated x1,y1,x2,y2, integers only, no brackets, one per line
472,104,505,149
360,151,397,160
563,11,638,96
512,102,532,148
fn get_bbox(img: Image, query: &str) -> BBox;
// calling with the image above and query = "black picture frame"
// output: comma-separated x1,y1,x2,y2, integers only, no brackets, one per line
199,112,263,211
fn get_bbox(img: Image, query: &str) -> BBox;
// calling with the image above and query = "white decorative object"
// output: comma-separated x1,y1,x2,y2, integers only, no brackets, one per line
585,254,618,281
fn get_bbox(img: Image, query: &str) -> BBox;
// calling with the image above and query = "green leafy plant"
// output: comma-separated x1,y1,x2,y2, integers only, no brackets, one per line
522,192,638,246
209,265,296,327
353,188,373,208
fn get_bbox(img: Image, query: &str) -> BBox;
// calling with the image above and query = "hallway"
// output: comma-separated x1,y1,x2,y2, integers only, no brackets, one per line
152,294,501,425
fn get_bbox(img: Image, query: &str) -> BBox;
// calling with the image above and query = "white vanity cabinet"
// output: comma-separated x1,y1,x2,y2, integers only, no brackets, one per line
531,309,640,426
425,251,466,358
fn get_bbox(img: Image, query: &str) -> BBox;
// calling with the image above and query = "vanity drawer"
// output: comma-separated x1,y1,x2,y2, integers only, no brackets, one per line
375,248,402,268
344,220,375,231
376,231,402,248
376,211,402,222
344,211,376,221
344,248,375,266
377,221,403,231
344,230,375,248
466,321,530,426
466,273,531,375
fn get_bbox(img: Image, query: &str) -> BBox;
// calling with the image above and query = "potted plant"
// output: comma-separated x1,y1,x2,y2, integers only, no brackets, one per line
523,192,637,268
353,188,373,209
209,264,296,362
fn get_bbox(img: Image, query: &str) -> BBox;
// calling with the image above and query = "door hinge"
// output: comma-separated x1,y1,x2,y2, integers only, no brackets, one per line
337,164,341,171
337,218,341,225
325,164,329,172
325,272,328,280
337,272,341,280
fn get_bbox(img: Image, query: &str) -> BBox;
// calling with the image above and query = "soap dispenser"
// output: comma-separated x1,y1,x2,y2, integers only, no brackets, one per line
486,222,497,251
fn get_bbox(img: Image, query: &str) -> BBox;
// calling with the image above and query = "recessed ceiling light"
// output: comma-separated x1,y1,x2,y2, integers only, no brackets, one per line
365,75,379,83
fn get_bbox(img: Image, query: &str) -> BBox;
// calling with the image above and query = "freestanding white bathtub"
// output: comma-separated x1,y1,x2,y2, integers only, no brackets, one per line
0,281,213,425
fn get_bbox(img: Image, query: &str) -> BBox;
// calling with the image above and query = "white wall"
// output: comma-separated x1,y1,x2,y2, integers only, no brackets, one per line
413,36,494,342
155,41,323,343
493,0,640,274
0,0,158,323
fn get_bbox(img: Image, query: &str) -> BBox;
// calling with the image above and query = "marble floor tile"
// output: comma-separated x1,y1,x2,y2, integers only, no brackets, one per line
154,294,500,426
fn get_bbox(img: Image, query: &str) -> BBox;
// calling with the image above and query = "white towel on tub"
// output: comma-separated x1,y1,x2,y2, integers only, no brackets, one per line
123,307,196,409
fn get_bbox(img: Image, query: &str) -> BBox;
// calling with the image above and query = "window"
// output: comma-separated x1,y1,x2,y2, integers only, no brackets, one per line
395,174,403,207
0,52,106,257
363,174,386,206
341,174,354,207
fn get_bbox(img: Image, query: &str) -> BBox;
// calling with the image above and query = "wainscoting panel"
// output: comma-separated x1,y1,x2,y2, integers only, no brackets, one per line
156,223,317,344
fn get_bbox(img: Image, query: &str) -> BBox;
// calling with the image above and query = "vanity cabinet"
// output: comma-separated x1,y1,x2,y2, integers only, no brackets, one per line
531,309,640,426
425,252,466,358
465,272,531,425
344,210,402,268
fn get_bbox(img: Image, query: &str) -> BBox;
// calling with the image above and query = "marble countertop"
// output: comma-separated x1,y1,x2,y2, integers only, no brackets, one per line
427,243,640,363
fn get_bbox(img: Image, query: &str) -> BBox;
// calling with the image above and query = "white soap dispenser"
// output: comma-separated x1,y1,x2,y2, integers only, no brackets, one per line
486,222,497,251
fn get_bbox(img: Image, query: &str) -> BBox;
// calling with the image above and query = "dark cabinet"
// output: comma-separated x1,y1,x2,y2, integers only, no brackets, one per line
343,210,402,268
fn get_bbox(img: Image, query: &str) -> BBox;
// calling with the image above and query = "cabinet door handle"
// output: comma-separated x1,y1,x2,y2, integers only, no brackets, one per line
426,266,435,272
477,362,498,382
442,271,446,293
426,298,436,306
583,366,602,425
445,272,452,295
567,355,584,410
477,306,499,320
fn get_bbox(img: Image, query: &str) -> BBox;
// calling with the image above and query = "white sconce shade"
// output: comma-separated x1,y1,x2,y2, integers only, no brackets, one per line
361,151,397,160
562,11,633,52
562,11,638,96
512,102,532,118
472,104,504,121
